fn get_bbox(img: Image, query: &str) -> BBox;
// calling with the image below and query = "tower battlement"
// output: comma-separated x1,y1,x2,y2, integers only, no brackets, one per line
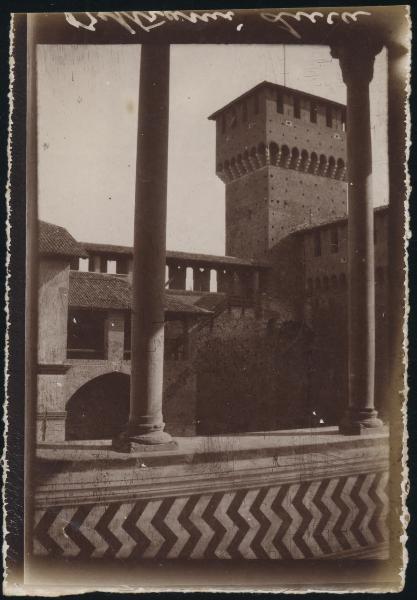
209,81,348,259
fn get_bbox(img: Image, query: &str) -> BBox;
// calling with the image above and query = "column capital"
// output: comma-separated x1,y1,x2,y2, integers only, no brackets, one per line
330,36,384,86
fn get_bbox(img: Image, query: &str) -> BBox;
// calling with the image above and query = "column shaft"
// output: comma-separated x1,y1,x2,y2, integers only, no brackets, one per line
331,39,384,434
127,45,173,445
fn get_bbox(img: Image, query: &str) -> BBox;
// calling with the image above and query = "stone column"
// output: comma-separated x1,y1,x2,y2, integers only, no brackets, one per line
120,45,174,448
192,266,200,291
331,38,384,434
93,255,101,273
100,256,107,273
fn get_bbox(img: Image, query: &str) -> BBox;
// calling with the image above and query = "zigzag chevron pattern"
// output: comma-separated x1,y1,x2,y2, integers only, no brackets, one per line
33,471,389,559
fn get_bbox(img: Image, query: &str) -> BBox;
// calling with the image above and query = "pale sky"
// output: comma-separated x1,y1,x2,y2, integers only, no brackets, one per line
37,44,388,255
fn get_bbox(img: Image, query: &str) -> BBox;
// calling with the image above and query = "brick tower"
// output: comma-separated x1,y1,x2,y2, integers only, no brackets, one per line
209,81,348,260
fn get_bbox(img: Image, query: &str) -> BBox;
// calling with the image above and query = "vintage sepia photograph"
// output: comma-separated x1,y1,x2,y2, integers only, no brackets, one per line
4,5,411,594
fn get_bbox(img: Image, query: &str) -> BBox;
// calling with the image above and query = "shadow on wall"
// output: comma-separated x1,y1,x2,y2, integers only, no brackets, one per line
195,320,346,434
66,372,130,440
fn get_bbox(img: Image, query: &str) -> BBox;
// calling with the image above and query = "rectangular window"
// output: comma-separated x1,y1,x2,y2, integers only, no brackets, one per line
326,105,332,127
313,231,321,257
116,258,129,274
293,96,300,119
276,91,283,113
341,109,347,131
78,258,89,272
310,101,317,123
254,94,259,115
330,227,339,253
107,259,117,274
67,309,106,359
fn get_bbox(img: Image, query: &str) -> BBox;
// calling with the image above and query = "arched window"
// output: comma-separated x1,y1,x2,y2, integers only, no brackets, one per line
280,145,290,168
290,147,300,170
258,143,267,166
230,157,239,178
300,149,309,172
318,154,327,176
243,149,251,172
327,156,336,178
237,154,246,175
269,142,279,166
336,158,345,180
308,152,318,174
250,146,260,169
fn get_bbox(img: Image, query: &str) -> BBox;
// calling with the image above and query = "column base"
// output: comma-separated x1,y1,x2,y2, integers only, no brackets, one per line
339,409,384,436
112,430,177,453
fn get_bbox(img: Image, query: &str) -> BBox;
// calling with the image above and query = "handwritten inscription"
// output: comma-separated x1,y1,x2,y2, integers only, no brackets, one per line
65,10,235,34
65,9,372,38
260,10,372,39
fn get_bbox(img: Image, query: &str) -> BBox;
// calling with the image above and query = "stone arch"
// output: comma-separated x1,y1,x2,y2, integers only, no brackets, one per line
269,142,279,166
230,156,239,179
327,155,336,178
300,149,309,172
336,158,346,180
242,149,252,172
250,146,260,169
308,152,318,174
290,147,300,170
237,153,247,175
257,142,267,166
280,144,290,168
66,372,130,441
318,154,327,176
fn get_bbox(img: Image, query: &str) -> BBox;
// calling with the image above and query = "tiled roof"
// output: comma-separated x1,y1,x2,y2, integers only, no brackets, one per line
81,242,269,269
208,80,346,120
292,205,389,236
68,271,212,316
39,221,88,258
